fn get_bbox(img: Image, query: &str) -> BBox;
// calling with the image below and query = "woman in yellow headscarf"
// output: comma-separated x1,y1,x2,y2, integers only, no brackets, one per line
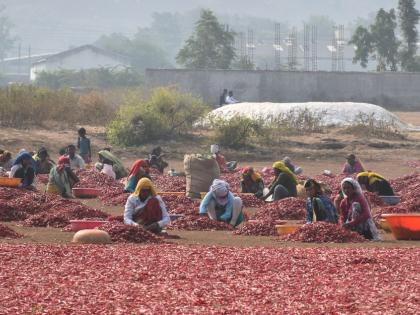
240,166,264,198
357,172,394,196
123,178,170,233
263,161,298,201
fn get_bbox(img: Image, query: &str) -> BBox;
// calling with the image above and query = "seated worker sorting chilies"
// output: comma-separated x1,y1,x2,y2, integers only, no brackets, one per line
200,179,244,227
357,171,394,196
240,166,264,198
124,159,151,193
33,147,55,175
46,156,79,198
9,151,36,189
304,179,338,224
124,178,170,234
342,154,365,175
263,161,298,201
340,178,379,240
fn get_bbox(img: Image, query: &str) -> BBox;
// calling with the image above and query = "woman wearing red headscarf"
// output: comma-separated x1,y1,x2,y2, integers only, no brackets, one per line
46,156,79,198
124,159,151,193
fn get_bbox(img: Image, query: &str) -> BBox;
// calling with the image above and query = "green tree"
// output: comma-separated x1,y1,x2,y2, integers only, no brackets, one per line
370,9,400,71
349,8,400,71
398,0,420,71
176,10,236,69
0,5,15,61
349,26,373,68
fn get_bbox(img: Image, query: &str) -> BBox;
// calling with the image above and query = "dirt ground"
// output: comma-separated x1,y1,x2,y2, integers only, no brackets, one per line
1,111,419,248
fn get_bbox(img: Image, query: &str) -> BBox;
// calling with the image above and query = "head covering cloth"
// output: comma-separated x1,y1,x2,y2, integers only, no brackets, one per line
357,172,386,185
57,156,70,172
210,179,230,206
241,166,262,182
272,161,298,185
341,177,363,197
128,159,149,178
132,178,157,198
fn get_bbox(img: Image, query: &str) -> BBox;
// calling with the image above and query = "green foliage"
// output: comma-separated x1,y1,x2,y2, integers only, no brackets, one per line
349,8,400,71
371,9,400,71
34,68,143,89
95,33,172,72
0,5,15,60
398,0,420,71
349,26,373,68
176,10,236,69
209,115,264,149
107,87,210,146
0,85,115,127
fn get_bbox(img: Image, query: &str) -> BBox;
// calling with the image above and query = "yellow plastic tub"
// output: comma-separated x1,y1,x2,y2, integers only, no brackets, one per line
379,219,391,233
0,177,22,188
275,224,302,236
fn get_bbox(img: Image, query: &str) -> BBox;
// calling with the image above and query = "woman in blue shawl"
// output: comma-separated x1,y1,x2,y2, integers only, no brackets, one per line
9,151,36,189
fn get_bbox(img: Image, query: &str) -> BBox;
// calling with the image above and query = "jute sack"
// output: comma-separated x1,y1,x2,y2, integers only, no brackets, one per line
184,154,220,198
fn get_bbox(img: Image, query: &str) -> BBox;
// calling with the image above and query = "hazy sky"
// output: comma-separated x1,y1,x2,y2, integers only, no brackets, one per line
1,0,408,56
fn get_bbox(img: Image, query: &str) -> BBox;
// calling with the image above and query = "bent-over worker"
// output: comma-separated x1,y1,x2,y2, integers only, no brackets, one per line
124,178,170,234
199,179,244,227
211,144,237,172
46,156,79,198
148,146,168,174
124,159,151,193
240,166,264,198
357,171,394,196
340,178,379,240
304,179,338,224
9,151,35,189
96,149,127,180
263,161,298,201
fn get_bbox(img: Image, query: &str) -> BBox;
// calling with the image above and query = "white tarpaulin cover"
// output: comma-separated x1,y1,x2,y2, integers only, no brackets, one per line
206,102,414,129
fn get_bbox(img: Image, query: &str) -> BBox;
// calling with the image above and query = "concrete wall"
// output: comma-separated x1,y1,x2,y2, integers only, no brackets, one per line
145,69,420,110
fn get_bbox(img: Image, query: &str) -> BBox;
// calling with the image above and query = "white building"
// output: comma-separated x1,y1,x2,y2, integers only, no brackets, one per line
30,45,129,81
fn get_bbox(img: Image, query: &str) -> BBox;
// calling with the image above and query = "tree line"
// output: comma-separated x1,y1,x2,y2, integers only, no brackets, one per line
350,0,420,71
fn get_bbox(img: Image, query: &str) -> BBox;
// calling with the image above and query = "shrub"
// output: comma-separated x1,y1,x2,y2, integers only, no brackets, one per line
0,85,116,127
107,87,210,146
342,112,406,140
209,115,265,149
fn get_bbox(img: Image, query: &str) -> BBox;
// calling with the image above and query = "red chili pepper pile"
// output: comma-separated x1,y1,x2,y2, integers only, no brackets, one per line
168,215,234,231
253,197,306,221
0,244,418,314
162,195,199,216
234,220,277,236
23,201,109,228
98,222,164,243
152,174,186,192
0,223,22,238
284,222,366,243
238,194,266,208
0,188,55,221
312,174,349,194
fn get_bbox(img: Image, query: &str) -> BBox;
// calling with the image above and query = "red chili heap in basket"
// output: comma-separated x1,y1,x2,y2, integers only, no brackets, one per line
168,215,234,231
98,222,164,243
0,223,22,238
284,222,366,243
0,245,418,314
253,197,306,221
234,220,277,236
